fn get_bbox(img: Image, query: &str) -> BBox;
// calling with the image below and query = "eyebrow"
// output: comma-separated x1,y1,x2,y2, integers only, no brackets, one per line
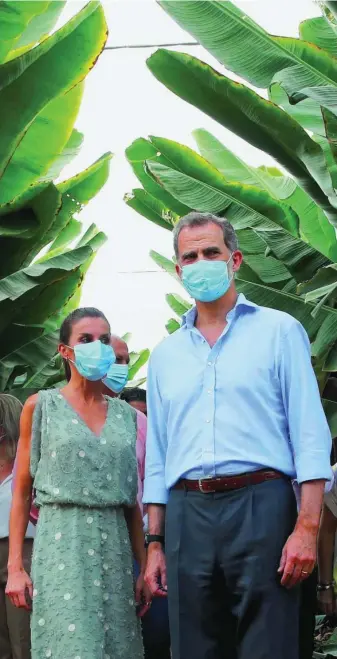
181,246,222,259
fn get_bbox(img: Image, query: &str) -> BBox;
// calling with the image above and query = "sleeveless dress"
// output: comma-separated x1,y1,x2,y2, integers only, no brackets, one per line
30,389,143,659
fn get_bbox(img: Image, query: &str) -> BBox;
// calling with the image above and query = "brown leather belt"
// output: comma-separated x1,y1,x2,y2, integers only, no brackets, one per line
172,469,285,494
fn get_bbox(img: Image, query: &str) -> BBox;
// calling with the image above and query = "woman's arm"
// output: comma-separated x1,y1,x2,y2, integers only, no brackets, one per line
124,503,147,573
317,503,337,614
6,395,37,609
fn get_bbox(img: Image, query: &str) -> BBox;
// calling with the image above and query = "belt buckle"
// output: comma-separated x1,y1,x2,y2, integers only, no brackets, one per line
198,477,215,494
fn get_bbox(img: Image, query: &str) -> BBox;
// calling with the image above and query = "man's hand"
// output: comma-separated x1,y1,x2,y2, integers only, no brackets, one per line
278,524,317,588
145,544,167,597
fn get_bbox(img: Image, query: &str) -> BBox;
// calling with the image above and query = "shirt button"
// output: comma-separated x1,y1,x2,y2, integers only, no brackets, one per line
207,390,212,394
207,361,213,366
206,419,210,423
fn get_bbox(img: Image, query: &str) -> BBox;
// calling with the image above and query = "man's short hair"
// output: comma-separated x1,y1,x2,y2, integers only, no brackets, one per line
173,212,238,259
120,387,147,404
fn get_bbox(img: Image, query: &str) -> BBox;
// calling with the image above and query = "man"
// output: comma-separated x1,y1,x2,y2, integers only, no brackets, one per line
121,387,147,416
143,212,332,659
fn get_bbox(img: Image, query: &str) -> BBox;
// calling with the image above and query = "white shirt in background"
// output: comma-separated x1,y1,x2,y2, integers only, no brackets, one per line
0,474,35,539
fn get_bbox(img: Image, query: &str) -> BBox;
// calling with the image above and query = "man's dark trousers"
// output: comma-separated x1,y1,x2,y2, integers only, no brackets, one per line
165,477,300,659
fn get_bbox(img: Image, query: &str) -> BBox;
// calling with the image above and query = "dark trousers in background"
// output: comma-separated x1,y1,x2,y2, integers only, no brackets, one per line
0,538,33,659
166,478,300,659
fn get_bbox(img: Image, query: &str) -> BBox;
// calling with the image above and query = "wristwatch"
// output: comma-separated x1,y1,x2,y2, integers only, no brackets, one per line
145,533,165,549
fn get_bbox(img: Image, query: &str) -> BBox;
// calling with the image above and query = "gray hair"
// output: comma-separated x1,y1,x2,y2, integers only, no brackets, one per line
0,394,22,461
173,212,238,259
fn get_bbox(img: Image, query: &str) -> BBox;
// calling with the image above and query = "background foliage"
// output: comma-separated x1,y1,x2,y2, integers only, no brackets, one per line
0,1,146,399
125,0,337,438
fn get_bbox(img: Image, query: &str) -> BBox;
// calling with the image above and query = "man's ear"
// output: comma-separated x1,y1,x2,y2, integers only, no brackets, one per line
175,263,182,279
232,250,243,273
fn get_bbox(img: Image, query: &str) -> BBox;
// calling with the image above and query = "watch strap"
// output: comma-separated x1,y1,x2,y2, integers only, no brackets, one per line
145,533,165,547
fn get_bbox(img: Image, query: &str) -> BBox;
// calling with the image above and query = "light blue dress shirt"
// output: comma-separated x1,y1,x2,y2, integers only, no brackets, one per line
143,294,332,505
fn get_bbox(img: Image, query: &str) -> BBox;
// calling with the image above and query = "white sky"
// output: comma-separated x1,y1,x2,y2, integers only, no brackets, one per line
57,0,319,361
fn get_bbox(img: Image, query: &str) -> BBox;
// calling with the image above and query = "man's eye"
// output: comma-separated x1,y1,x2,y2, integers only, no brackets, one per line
101,337,110,345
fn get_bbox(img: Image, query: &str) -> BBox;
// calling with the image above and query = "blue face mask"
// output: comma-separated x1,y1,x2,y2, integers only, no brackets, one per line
102,363,129,394
182,257,233,303
68,340,116,381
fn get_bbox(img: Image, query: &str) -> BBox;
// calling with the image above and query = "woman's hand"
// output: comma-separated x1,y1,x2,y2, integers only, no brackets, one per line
318,588,336,616
6,569,33,610
135,571,152,618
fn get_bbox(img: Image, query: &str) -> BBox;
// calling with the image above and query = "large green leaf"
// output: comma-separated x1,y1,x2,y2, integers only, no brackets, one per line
0,245,92,304
236,277,337,356
0,2,107,181
0,328,58,372
150,250,178,279
0,184,62,277
299,16,337,58
269,83,324,135
158,1,337,90
7,1,66,60
147,50,337,223
148,136,300,236
146,157,329,282
128,349,150,381
194,128,297,197
45,152,112,249
0,84,83,206
125,188,177,231
166,318,180,334
0,1,50,63
42,128,84,183
166,293,192,317
126,138,190,216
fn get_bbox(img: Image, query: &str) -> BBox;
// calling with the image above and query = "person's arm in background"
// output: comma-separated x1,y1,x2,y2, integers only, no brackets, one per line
278,320,332,588
143,352,168,597
317,503,337,615
135,409,147,517
12,450,38,527
6,395,37,609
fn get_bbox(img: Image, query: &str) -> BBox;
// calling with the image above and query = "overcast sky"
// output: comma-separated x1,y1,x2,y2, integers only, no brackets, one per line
57,0,319,362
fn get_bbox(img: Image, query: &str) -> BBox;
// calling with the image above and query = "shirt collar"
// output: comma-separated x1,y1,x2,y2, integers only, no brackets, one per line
181,293,258,329
0,473,13,488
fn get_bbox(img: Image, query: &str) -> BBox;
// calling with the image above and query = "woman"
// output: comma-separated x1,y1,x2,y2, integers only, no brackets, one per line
6,307,149,659
0,394,35,659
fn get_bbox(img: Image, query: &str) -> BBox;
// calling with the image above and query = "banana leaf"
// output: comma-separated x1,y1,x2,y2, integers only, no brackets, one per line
147,50,337,224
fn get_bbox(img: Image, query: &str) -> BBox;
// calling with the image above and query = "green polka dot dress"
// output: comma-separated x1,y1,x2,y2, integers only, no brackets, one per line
30,389,143,659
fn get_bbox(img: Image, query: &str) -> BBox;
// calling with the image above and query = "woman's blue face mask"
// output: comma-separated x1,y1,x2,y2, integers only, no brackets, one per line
67,340,116,381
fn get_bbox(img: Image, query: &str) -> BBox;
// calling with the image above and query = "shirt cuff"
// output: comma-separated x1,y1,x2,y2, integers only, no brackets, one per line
295,459,333,485
143,478,168,505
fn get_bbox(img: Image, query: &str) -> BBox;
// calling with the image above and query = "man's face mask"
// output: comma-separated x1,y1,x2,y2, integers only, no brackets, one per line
66,340,116,381
181,256,233,303
102,363,129,394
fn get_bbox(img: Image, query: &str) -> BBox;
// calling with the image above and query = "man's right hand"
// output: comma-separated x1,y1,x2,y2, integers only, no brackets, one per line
145,544,167,597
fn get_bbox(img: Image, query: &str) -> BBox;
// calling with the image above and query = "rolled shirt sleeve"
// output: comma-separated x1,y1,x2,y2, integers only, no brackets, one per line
279,319,332,484
143,352,169,505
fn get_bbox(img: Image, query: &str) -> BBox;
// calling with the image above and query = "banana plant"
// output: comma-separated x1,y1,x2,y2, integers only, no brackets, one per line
124,1,337,443
0,1,113,400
